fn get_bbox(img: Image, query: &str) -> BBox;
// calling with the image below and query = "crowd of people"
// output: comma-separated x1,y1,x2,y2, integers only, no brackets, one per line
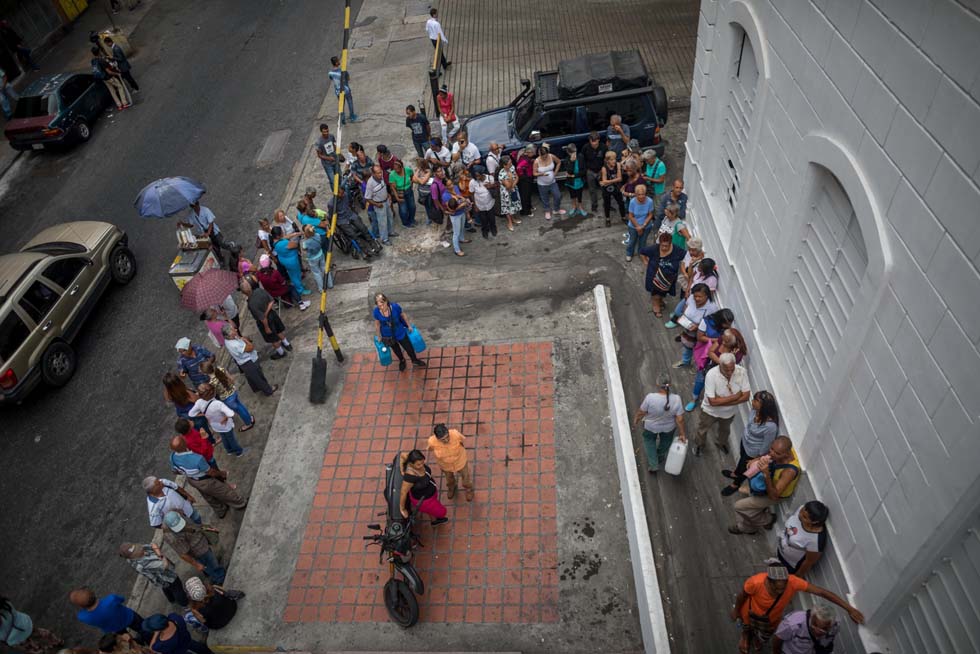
0,11,860,653
630,191,865,652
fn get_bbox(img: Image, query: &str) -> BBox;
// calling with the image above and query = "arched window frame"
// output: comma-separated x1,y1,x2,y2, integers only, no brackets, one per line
763,132,894,453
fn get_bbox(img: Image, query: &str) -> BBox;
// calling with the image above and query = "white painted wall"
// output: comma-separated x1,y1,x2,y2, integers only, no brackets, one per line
685,0,980,651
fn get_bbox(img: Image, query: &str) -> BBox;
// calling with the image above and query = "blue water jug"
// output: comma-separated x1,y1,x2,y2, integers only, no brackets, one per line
407,325,426,353
374,337,392,366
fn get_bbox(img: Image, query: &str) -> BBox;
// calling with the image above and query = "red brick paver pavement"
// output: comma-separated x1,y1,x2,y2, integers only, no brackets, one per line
284,341,559,624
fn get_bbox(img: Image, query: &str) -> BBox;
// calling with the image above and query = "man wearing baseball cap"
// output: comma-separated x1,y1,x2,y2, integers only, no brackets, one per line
731,563,863,652
161,511,226,585
175,338,215,387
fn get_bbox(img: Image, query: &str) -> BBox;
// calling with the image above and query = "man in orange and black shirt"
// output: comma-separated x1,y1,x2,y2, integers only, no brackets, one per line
426,423,473,501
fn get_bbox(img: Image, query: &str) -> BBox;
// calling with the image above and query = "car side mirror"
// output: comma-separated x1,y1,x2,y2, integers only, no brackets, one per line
529,130,541,141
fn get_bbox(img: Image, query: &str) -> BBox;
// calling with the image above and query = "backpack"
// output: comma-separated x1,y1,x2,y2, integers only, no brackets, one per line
91,58,107,80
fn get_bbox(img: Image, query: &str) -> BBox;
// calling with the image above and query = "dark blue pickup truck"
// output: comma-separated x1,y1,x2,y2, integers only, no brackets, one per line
461,51,668,160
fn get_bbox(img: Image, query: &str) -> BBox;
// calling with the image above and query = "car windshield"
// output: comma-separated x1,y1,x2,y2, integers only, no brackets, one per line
12,94,58,119
513,96,535,137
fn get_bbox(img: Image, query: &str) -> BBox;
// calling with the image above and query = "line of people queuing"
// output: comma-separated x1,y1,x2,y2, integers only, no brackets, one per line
629,190,866,652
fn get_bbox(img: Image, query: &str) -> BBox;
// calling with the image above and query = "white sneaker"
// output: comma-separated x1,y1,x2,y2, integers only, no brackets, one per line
299,300,311,311
545,211,552,220
557,209,567,215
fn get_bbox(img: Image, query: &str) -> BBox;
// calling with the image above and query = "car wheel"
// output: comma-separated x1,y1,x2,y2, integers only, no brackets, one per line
652,86,668,125
75,120,92,142
41,341,77,387
110,245,137,284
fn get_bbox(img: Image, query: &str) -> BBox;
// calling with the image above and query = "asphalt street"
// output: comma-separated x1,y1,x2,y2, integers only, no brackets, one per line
0,0,351,642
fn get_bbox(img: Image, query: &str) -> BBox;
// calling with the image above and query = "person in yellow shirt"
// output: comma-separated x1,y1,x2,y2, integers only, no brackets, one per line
426,423,474,501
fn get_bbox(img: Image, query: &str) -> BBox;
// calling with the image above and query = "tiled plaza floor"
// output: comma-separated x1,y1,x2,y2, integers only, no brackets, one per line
284,341,559,624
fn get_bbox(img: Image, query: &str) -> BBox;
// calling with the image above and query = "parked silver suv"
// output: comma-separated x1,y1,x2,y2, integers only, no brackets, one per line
0,221,136,402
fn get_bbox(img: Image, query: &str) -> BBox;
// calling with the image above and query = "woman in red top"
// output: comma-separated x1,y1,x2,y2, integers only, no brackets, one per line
436,85,460,143
255,254,296,307
516,144,537,217
731,564,863,653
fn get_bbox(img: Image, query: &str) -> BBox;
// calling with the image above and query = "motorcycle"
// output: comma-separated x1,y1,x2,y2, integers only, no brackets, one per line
363,454,425,627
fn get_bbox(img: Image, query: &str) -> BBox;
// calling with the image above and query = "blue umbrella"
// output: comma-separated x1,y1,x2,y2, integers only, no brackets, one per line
134,176,207,218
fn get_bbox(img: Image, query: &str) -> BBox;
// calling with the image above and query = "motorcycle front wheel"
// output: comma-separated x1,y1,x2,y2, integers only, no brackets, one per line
384,578,419,627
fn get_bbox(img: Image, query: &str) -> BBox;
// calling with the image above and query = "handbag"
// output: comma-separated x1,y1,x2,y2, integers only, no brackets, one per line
746,584,791,641
651,266,673,292
407,324,426,353
374,337,392,366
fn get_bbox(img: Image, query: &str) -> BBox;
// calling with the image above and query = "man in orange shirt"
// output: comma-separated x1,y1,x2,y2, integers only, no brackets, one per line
731,564,863,653
426,423,473,501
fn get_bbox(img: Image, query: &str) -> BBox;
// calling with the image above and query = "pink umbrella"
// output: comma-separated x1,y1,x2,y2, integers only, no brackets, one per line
180,268,240,313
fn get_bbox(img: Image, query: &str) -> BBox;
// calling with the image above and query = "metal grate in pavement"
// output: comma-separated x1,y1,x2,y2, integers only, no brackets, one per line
437,0,700,116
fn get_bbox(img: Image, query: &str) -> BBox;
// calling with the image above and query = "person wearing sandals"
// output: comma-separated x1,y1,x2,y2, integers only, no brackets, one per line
633,372,686,474
199,361,255,433
639,231,686,317
497,155,522,231
426,423,474,501
720,391,780,496
372,293,427,371
399,449,449,526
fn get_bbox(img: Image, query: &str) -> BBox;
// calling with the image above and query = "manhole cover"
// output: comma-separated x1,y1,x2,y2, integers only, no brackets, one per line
332,266,371,285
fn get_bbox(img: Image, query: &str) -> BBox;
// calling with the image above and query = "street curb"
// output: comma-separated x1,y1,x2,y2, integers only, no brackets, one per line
0,151,23,182
593,284,671,654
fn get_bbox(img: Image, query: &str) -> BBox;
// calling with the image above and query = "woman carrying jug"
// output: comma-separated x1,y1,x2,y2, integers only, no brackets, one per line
633,371,687,473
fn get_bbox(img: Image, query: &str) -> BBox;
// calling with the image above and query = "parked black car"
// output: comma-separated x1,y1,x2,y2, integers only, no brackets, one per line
461,51,668,160
3,73,113,151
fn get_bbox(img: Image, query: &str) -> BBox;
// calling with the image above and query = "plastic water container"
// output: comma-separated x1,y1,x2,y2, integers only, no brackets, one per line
664,440,687,476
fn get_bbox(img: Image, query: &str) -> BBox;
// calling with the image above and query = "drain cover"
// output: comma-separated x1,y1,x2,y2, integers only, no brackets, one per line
332,266,371,285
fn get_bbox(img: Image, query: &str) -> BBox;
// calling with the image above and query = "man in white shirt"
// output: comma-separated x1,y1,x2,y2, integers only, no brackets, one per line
451,130,481,170
364,165,394,244
189,383,248,457
222,323,277,396
143,476,201,528
426,8,451,70
694,352,750,456
469,166,497,237
425,137,452,172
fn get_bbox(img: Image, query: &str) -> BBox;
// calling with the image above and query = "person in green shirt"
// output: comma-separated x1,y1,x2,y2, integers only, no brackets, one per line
388,158,417,228
642,150,667,207
562,144,588,217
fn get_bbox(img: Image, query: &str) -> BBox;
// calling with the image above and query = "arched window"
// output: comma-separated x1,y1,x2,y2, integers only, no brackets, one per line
777,166,869,421
719,25,760,215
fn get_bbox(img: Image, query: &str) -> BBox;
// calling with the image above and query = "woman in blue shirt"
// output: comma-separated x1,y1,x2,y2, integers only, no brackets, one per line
270,226,309,297
373,293,426,371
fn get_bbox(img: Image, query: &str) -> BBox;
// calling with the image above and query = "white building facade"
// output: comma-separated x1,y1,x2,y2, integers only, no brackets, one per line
685,0,980,651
